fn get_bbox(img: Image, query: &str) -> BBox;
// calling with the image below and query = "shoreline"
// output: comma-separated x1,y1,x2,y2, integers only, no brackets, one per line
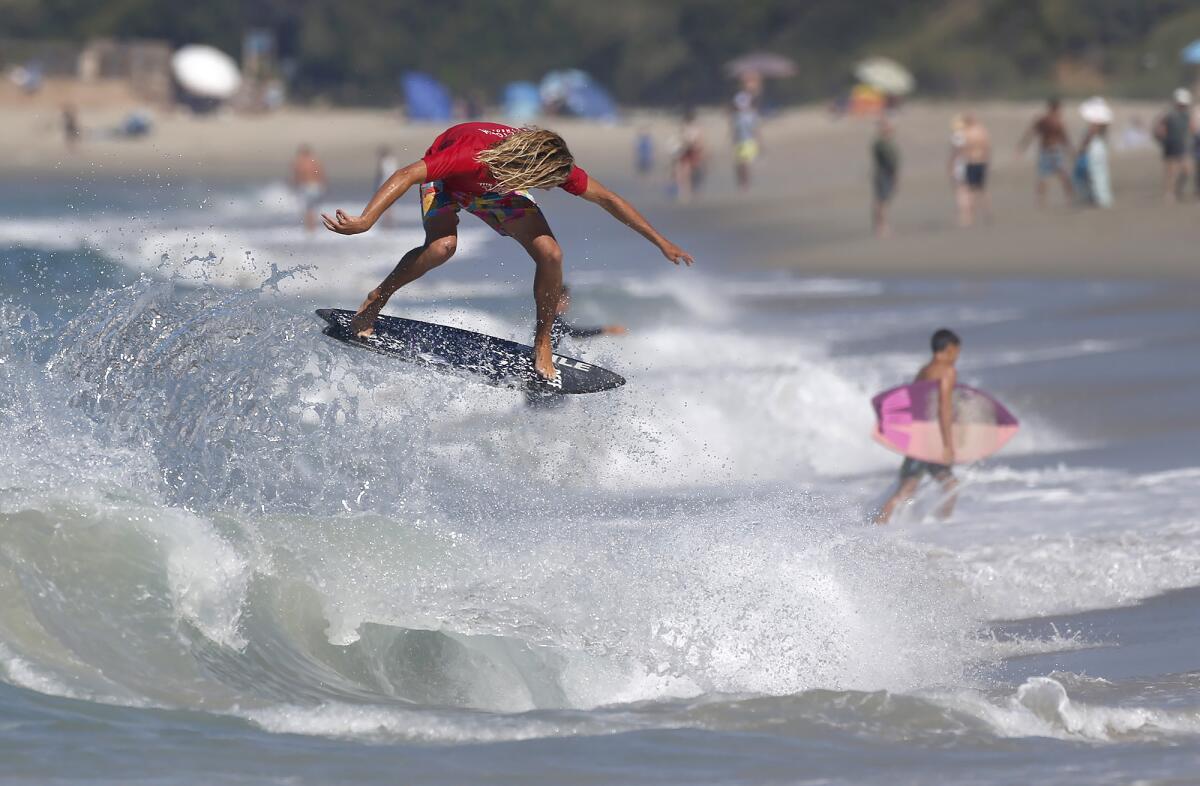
4,101,1198,281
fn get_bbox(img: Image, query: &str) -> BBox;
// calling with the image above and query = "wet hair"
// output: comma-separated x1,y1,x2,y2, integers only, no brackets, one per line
475,128,575,192
931,328,961,353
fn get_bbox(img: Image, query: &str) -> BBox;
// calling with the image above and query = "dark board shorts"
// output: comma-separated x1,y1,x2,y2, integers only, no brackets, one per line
965,162,988,190
899,456,954,481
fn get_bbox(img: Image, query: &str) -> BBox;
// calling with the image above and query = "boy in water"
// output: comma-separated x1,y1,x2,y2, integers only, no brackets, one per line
875,329,961,524
323,123,693,380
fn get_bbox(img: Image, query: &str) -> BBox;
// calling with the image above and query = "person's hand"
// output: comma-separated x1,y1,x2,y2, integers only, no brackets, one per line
942,445,956,465
659,241,694,266
603,324,628,335
322,209,372,235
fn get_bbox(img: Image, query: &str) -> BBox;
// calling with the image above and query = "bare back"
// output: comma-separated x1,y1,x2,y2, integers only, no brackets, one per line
962,123,991,164
1034,112,1069,150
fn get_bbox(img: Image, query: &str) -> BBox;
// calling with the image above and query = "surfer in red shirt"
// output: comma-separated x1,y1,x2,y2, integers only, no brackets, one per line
875,329,961,524
323,122,693,380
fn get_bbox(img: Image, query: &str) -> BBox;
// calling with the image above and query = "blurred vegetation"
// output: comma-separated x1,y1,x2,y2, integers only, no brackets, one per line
2,0,1198,104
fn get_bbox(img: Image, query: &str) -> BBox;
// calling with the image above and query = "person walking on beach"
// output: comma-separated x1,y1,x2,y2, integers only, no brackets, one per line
322,122,692,381
1017,97,1074,207
960,113,992,226
871,117,899,237
875,329,962,525
1078,97,1114,208
291,145,327,233
1154,89,1193,203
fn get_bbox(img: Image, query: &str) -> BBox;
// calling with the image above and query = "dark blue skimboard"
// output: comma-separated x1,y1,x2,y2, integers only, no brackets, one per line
316,309,625,395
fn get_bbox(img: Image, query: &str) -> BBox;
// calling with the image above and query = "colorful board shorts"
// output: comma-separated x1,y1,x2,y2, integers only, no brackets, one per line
420,181,540,237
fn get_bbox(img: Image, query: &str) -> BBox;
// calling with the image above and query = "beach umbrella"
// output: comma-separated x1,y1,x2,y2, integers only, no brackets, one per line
1079,96,1113,125
1182,39,1200,65
854,57,915,96
171,45,241,100
724,52,798,79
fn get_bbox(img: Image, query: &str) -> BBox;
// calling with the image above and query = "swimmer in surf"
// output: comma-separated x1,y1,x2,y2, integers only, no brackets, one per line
322,123,693,381
875,329,961,524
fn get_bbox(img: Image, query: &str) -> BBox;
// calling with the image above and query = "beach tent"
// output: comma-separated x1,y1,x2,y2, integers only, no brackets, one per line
539,70,618,121
502,81,542,122
1182,39,1200,65
402,72,453,121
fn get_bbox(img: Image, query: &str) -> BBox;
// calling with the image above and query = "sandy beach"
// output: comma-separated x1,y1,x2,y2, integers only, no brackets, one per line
3,99,1195,280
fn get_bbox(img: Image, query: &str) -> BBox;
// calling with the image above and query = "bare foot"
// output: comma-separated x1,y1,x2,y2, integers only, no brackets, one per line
533,344,559,382
351,289,383,336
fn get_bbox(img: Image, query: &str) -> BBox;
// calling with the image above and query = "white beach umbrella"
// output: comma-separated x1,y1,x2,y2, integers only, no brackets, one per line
171,45,242,100
854,57,915,96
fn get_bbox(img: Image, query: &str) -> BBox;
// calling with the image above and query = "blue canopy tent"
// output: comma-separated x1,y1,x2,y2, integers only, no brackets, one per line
539,70,618,121
1182,39,1200,65
502,81,542,122
401,72,453,121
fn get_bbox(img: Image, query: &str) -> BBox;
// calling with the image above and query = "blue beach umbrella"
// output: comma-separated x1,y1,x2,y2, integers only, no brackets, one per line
1181,39,1200,65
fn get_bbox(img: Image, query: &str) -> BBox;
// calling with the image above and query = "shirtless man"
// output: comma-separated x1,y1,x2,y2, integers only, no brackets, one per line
1018,97,1074,207
291,145,326,233
875,329,961,524
960,114,992,226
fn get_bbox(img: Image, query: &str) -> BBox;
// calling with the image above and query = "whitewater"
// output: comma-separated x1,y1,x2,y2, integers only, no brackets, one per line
1,178,1199,784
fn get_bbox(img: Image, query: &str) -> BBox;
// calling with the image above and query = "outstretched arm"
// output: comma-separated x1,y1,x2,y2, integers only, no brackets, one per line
323,161,427,235
580,177,694,265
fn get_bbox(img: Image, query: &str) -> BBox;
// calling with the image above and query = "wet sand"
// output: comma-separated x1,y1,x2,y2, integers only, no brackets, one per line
3,101,1196,279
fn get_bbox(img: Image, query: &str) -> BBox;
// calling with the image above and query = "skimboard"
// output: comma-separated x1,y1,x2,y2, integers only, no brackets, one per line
871,381,1018,464
316,308,625,395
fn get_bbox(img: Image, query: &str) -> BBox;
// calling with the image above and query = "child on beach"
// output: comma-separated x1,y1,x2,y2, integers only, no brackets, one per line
322,122,692,381
875,329,961,524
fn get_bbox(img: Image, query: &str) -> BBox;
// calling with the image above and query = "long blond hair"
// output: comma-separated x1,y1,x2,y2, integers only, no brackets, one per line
475,128,575,192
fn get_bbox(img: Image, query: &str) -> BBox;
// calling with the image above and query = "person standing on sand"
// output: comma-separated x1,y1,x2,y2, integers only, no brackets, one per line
871,117,899,238
959,113,992,226
947,115,970,227
291,145,327,233
672,108,707,203
1154,89,1193,203
322,122,692,381
731,91,761,191
1017,97,1074,207
875,329,962,525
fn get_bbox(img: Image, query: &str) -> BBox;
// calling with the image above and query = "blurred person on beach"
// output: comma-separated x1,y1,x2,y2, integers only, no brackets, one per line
1017,97,1074,207
291,144,327,233
959,113,992,226
875,329,961,525
947,115,971,226
634,128,654,178
731,90,762,190
61,104,80,151
375,146,400,227
671,108,707,202
322,122,692,381
1154,89,1193,202
1192,105,1200,197
1078,97,1114,208
871,117,899,237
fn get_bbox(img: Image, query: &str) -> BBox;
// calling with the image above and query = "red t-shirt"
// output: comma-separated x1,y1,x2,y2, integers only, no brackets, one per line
422,122,589,197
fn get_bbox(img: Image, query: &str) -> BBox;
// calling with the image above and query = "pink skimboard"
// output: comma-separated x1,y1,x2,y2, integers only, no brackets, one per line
871,382,1019,464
